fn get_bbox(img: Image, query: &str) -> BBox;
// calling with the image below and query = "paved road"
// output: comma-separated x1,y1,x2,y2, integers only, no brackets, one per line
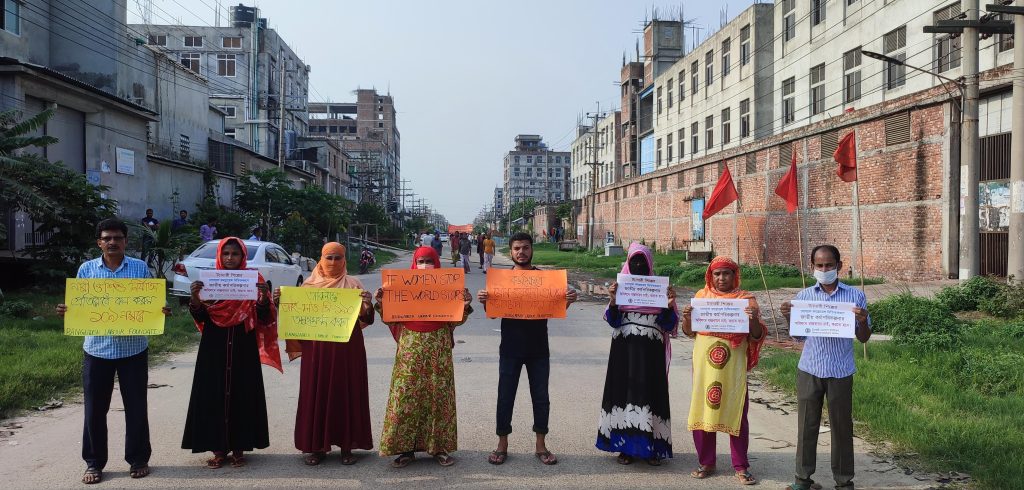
0,246,941,488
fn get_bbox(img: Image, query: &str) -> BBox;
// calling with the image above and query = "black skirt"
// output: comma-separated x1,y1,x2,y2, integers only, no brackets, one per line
596,310,673,459
182,319,270,453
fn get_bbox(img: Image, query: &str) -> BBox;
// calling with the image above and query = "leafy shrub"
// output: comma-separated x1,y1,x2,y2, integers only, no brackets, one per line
869,293,962,349
978,279,1024,319
0,300,33,318
957,349,1024,396
1004,321,1024,339
936,276,1004,312
743,264,801,278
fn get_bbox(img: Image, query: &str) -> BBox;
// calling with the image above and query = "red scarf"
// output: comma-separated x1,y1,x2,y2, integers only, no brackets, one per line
694,256,764,371
193,237,283,373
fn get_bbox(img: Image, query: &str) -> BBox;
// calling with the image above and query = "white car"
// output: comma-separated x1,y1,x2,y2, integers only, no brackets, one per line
169,239,305,299
439,233,450,243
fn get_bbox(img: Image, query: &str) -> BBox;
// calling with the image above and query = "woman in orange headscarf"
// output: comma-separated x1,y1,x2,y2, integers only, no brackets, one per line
374,246,472,468
182,237,281,469
680,256,765,486
275,242,375,466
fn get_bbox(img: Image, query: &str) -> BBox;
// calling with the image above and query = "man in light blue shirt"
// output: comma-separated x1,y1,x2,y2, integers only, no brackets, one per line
781,245,870,490
56,219,171,484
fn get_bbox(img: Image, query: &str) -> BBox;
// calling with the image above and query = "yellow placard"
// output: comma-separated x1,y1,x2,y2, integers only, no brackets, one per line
64,278,166,336
277,286,362,343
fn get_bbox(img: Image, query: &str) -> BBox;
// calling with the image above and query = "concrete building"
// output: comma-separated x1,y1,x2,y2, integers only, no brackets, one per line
493,187,504,221
129,3,311,161
570,111,622,201
577,0,1018,281
308,90,401,210
502,135,570,215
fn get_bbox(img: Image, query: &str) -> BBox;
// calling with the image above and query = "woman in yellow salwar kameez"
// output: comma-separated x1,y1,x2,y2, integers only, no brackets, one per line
681,256,765,486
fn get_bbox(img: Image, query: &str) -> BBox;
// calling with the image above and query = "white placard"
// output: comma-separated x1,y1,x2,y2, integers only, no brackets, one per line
789,300,857,338
115,147,135,175
615,274,669,308
198,269,259,301
691,298,749,333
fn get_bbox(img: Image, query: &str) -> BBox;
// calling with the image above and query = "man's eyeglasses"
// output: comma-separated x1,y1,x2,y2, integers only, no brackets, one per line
98,236,126,242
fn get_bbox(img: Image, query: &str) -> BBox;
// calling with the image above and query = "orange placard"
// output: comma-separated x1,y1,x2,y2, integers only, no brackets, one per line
381,268,466,322
447,224,474,234
484,269,567,319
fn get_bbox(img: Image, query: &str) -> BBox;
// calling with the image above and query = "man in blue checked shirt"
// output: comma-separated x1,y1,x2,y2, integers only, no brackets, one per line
56,218,172,485
780,245,871,490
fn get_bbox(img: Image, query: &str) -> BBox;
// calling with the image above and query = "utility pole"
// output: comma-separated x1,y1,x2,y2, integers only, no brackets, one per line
277,60,286,168
960,0,981,280
586,102,605,251
989,1,1024,280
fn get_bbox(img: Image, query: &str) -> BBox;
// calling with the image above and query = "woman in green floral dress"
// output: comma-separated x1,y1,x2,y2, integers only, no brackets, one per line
374,246,472,467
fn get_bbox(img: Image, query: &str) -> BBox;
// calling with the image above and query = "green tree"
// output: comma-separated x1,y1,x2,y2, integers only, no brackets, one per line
0,109,117,278
234,169,293,239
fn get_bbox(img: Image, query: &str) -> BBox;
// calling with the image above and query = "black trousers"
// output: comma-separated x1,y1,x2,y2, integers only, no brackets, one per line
795,370,855,488
496,354,550,436
82,349,151,470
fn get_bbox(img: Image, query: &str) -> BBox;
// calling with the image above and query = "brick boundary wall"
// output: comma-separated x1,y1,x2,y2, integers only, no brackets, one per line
573,66,1015,282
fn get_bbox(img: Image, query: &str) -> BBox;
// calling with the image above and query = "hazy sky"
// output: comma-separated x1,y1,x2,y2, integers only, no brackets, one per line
129,0,757,224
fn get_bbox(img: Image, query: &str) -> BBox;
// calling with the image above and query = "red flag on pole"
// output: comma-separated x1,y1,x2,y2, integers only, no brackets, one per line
834,131,858,182
775,149,799,213
702,165,738,220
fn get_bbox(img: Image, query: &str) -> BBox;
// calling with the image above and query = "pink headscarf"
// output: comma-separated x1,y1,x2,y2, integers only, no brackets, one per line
614,242,679,373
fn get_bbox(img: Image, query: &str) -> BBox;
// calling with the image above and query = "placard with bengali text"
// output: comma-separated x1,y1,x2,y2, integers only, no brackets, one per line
277,286,363,343
615,273,669,308
691,298,750,333
485,269,567,319
64,278,165,336
789,300,857,338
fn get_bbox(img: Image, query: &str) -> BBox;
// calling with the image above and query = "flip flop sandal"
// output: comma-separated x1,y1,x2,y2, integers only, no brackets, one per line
229,455,247,468
616,454,633,465
129,464,151,479
435,453,455,466
206,456,226,469
646,457,662,466
535,450,558,465
690,465,715,478
736,470,757,485
340,454,358,466
304,452,326,466
391,453,414,468
488,450,507,465
82,468,102,485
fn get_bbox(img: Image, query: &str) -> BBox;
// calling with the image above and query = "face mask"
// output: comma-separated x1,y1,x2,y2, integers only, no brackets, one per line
416,263,434,270
814,268,838,284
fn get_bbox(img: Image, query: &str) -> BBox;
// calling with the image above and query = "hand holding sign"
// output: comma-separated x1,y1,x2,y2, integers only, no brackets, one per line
278,286,363,342
789,300,857,338
63,279,167,336
484,269,568,319
198,269,259,301
380,269,466,322
615,274,670,308
690,298,750,333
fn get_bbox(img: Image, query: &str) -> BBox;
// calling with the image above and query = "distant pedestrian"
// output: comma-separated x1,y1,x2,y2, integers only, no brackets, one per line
183,237,281,469
477,233,485,269
55,218,172,484
420,230,434,248
482,234,496,273
431,234,443,256
248,226,263,242
681,256,765,485
172,210,189,231
140,209,159,265
199,217,218,242
459,234,472,273
780,245,871,490
450,232,461,265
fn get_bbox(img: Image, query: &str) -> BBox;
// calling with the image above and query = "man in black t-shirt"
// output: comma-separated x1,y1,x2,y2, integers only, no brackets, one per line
477,232,577,466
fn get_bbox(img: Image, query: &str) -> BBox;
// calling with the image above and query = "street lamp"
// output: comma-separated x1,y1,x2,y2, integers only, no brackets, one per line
861,50,963,110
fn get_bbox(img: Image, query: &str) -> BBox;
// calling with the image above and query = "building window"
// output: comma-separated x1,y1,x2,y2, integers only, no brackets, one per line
740,25,751,65
656,86,663,115
179,134,190,158
667,78,673,109
678,128,685,157
148,34,166,46
222,36,242,49
2,0,20,34
218,106,236,118
782,77,795,124
998,13,1015,51
783,0,796,42
812,0,826,26
721,38,731,78
656,138,663,166
844,47,862,103
934,3,962,72
180,53,201,73
224,128,236,139
740,98,751,138
721,108,731,145
691,62,699,95
217,54,236,77
527,156,533,163
705,115,714,149
705,50,714,87
184,36,203,47
678,71,685,103
514,156,520,163
667,133,674,162
809,63,825,115
691,122,699,154
883,26,907,89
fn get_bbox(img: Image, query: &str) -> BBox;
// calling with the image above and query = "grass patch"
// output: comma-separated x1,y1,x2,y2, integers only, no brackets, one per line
757,320,1024,489
526,243,882,290
0,290,199,418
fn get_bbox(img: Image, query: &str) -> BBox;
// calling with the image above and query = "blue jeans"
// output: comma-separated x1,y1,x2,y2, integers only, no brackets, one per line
496,355,550,436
